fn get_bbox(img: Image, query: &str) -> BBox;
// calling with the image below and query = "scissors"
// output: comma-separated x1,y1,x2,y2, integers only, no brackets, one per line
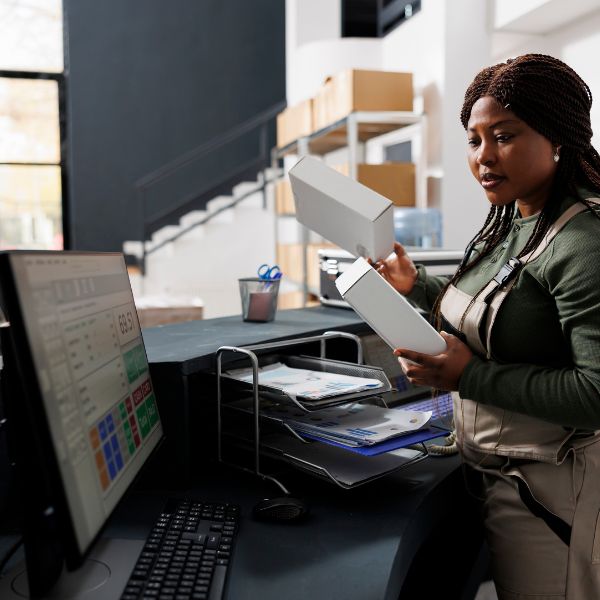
257,263,282,280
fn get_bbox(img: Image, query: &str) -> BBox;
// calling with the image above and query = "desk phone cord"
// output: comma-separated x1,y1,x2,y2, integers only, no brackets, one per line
427,429,458,456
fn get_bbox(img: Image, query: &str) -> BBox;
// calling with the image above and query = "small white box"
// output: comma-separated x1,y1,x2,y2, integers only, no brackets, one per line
335,257,447,355
288,156,395,261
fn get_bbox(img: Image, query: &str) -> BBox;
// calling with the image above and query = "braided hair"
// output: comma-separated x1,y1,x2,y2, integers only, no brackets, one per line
433,54,600,330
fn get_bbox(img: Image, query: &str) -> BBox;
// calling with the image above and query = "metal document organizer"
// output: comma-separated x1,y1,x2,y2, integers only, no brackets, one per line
216,331,428,493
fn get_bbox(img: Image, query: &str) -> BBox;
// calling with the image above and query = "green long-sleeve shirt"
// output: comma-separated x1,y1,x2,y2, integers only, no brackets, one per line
408,192,600,430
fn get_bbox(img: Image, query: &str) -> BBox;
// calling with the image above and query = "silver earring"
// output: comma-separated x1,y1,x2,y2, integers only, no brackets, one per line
553,150,560,163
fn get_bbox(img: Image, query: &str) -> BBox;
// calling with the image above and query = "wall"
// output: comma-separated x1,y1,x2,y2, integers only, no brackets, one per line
65,0,285,252
440,0,491,249
492,7,600,149
382,0,490,248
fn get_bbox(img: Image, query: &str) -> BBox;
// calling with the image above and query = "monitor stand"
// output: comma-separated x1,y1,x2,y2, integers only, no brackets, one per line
0,538,144,599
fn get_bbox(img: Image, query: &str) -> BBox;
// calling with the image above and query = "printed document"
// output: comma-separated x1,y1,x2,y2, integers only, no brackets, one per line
225,362,383,400
228,397,431,446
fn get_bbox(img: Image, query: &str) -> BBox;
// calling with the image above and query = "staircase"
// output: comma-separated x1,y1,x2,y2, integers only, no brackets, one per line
125,173,281,320
123,102,287,321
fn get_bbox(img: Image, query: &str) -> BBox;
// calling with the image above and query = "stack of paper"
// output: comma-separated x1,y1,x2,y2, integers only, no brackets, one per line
228,398,431,447
225,362,383,401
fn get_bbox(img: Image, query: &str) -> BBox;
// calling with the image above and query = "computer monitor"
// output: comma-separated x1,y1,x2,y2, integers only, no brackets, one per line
0,251,163,597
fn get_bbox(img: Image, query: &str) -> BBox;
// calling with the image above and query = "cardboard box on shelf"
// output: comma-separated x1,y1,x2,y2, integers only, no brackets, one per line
277,291,319,310
334,163,415,207
274,179,295,215
276,98,314,148
313,69,413,131
276,242,337,291
137,305,203,328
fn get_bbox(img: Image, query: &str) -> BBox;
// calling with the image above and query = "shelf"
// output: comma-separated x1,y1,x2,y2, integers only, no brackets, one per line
216,335,429,491
274,111,423,158
270,109,428,309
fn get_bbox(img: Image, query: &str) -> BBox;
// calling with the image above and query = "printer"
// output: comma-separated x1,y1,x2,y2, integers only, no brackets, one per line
318,248,464,308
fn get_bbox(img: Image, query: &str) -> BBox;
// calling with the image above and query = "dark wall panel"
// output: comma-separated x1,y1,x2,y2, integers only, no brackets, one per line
65,0,285,251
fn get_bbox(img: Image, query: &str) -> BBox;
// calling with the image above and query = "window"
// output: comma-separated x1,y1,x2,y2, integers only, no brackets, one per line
0,0,66,249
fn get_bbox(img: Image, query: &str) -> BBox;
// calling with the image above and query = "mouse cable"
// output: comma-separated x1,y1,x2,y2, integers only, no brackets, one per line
0,536,23,577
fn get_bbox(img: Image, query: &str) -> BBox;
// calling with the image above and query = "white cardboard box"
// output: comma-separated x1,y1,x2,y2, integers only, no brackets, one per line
335,257,447,355
288,156,395,261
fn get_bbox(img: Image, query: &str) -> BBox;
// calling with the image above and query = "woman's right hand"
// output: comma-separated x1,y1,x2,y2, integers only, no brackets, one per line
371,242,418,295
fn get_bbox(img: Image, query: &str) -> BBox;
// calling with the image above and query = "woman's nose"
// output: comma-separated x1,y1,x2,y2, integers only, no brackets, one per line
477,141,496,166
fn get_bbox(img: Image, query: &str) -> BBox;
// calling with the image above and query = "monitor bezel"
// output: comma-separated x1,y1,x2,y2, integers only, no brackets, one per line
0,250,163,577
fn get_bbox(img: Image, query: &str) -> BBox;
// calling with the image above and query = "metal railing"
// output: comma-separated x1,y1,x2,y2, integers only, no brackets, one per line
133,100,286,272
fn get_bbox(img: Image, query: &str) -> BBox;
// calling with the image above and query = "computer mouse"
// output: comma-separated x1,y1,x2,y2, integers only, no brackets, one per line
252,496,309,523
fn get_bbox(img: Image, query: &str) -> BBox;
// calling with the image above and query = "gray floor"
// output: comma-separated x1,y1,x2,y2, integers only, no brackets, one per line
475,580,498,600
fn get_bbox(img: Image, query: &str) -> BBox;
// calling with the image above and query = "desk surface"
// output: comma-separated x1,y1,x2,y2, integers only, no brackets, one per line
108,455,466,600
142,306,367,374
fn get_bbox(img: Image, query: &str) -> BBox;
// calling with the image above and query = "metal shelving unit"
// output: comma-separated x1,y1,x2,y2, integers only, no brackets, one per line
270,110,428,304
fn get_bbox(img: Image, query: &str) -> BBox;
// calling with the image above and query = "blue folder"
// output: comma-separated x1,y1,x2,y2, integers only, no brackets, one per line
302,425,450,456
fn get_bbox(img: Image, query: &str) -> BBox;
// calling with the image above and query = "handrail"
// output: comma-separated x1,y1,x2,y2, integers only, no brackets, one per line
134,99,286,272
145,166,283,257
144,156,264,231
135,101,285,190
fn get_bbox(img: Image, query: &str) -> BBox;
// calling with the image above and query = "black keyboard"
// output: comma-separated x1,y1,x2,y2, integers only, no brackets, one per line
120,498,240,600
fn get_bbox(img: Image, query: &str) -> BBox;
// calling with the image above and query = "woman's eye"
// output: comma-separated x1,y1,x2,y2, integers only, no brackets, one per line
467,139,479,147
496,134,513,143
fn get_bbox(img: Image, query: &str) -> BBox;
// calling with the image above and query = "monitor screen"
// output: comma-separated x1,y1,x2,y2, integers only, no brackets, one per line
2,251,163,558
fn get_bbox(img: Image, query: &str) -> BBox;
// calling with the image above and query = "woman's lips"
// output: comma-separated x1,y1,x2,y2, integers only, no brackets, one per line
481,175,505,190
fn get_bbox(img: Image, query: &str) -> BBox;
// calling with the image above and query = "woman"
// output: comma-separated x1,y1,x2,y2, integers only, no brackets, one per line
376,54,600,599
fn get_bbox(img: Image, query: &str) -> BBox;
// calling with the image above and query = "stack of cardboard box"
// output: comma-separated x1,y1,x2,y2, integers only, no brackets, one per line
274,68,416,309
276,98,314,149
333,163,415,207
312,69,413,130
276,241,338,292
276,69,416,208
277,69,414,147
274,179,295,215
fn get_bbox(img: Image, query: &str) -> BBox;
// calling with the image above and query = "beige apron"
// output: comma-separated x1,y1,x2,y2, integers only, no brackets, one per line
440,200,600,599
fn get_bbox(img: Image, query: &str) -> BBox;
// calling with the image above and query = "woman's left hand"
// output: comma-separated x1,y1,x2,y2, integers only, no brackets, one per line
393,331,474,391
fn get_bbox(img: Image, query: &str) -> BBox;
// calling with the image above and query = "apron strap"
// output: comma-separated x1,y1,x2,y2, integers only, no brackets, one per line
479,199,600,357
516,477,572,546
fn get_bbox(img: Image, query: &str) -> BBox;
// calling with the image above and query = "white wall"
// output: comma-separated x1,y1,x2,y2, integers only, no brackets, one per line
381,2,445,170
440,0,491,249
494,8,600,149
555,13,600,149
286,0,342,103
382,0,490,248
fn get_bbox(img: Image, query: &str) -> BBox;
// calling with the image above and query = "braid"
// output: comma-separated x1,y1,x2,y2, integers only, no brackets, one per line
433,54,600,333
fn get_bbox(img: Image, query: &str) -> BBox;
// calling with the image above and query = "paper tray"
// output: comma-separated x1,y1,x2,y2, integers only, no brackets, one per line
257,433,425,489
220,354,392,411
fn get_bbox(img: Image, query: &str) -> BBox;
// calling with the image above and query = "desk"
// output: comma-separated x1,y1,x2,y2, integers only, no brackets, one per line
142,306,369,375
108,457,479,600
137,306,483,599
0,306,484,599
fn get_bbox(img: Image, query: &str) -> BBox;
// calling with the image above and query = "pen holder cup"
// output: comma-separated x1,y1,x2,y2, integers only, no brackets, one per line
239,277,281,322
